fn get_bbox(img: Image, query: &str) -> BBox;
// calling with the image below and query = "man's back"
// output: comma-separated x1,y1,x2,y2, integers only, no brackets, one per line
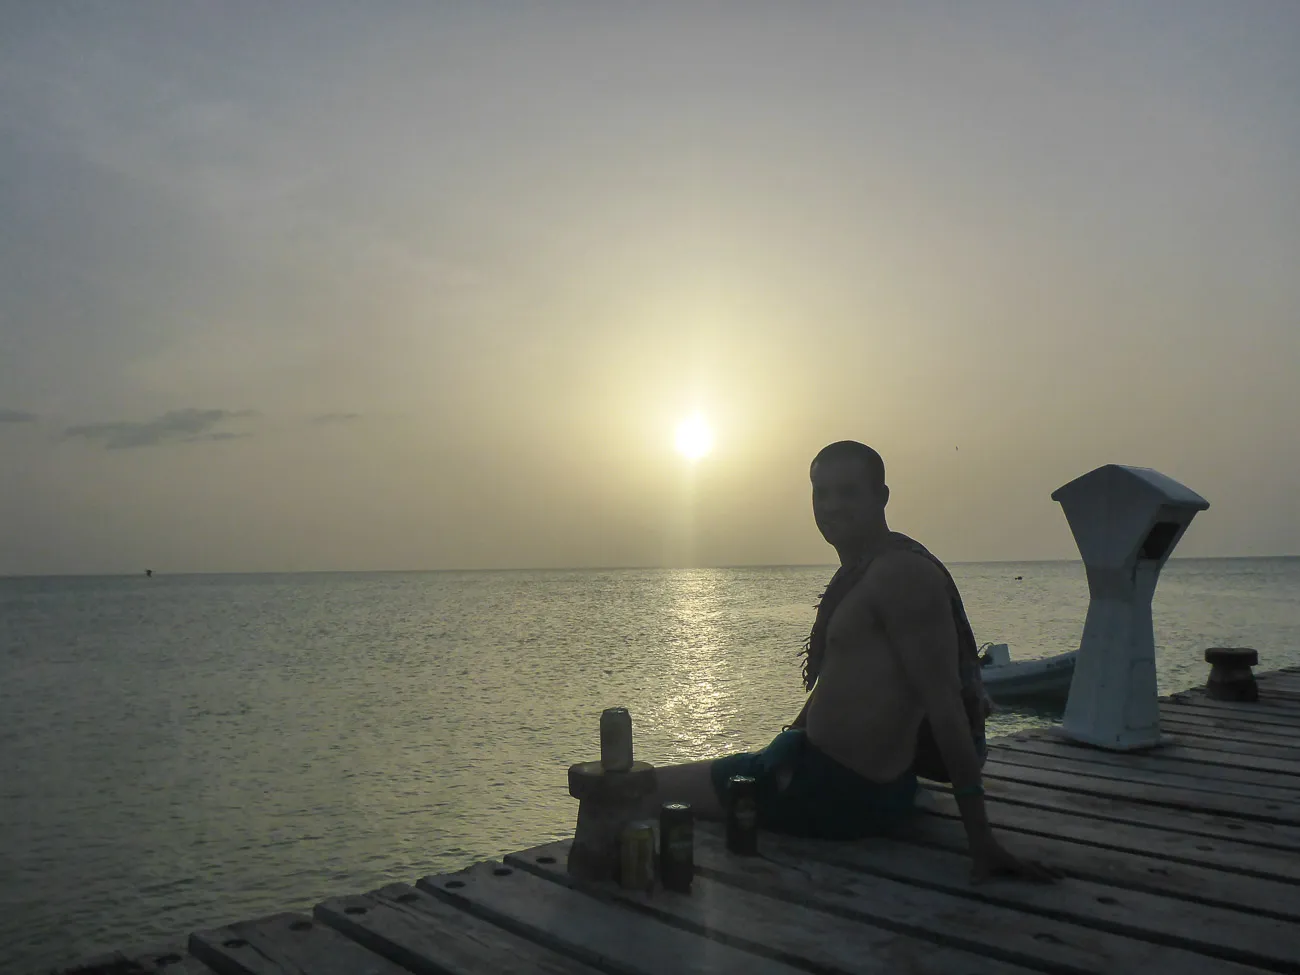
805,545,941,783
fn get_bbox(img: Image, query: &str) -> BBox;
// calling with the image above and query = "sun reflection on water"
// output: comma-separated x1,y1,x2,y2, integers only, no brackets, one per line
657,571,735,759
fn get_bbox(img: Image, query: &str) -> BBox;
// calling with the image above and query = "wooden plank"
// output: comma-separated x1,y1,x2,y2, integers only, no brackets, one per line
55,943,221,974
188,911,408,975
417,860,806,975
1162,699,1300,729
1254,688,1300,705
1230,677,1300,696
1168,695,1300,721
1155,716,1300,746
1157,713,1300,749
971,776,1300,850
910,790,1300,903
1160,707,1300,734
983,756,1300,824
987,746,1300,801
718,820,1300,972
314,881,602,975
1159,709,1300,741
1176,687,1300,712
505,841,1039,975
1257,676,1300,692
683,826,1269,975
1158,732,1300,765
1156,724,1300,761
1255,671,1300,688
1000,730,1300,780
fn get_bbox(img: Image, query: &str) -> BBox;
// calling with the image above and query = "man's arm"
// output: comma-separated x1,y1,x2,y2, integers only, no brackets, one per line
786,694,812,730
871,553,1056,883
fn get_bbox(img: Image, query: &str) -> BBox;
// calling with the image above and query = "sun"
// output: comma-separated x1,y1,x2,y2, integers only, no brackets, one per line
674,414,714,461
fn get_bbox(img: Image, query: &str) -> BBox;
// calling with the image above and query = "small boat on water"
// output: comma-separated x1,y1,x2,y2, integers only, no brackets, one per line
978,642,1076,705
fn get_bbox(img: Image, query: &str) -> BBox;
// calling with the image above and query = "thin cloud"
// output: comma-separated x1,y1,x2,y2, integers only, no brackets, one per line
64,408,257,449
311,412,362,425
0,409,37,423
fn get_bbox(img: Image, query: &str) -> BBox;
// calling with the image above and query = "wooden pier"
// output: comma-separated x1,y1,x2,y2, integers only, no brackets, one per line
55,665,1300,975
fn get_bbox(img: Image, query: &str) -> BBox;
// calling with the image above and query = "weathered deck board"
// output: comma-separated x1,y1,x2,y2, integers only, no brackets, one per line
955,776,1300,850
50,664,1300,975
1162,700,1300,730
53,944,220,975
188,911,405,975
1193,678,1300,699
313,882,602,975
1166,703,1300,728
1246,688,1300,705
505,841,1039,975
1155,720,1300,754
1258,681,1300,696
1178,686,1300,708
981,756,1300,824
1233,674,1300,693
708,820,1300,972
906,795,1300,913
684,827,1273,975
988,747,1300,800
1156,718,1300,753
417,861,806,975
1000,730,1300,778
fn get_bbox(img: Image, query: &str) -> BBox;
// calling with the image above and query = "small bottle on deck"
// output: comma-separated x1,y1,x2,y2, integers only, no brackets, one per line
725,775,758,855
599,707,634,772
659,802,694,892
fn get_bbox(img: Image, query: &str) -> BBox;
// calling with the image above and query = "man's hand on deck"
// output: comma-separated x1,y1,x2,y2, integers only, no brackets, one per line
969,836,1060,885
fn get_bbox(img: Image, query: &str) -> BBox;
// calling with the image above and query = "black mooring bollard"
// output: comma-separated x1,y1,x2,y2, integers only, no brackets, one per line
1204,647,1259,702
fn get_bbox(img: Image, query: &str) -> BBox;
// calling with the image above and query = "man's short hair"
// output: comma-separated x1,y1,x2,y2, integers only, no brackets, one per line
810,441,886,491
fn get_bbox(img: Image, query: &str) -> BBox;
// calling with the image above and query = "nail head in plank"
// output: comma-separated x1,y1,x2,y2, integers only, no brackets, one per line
505,840,1040,975
418,860,806,975
188,911,406,975
314,882,601,975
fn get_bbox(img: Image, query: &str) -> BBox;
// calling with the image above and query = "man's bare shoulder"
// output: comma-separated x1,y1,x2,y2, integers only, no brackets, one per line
832,546,946,608
841,548,949,615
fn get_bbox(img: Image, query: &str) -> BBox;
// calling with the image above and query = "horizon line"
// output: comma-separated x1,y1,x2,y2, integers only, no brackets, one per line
2,553,1296,580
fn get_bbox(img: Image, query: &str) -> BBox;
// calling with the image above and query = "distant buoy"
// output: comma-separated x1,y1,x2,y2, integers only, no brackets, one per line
145,569,153,578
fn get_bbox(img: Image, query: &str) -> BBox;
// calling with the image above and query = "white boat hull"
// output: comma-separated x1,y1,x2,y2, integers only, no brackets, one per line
981,650,1077,704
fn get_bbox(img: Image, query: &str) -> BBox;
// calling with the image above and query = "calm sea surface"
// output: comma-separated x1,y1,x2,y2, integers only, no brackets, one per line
2,558,1298,971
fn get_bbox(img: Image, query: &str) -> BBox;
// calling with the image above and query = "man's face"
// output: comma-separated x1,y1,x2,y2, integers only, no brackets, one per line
811,456,885,546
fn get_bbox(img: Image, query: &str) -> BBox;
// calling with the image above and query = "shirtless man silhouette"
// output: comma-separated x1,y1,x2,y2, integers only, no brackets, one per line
646,440,1056,884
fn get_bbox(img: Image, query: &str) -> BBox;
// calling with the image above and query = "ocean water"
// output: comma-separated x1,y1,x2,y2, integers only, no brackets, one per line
2,558,1297,972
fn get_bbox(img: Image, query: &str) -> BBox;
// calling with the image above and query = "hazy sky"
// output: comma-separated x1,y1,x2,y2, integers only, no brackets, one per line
2,2,1297,574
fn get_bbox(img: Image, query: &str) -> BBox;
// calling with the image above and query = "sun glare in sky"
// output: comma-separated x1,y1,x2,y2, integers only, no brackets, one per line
674,414,714,462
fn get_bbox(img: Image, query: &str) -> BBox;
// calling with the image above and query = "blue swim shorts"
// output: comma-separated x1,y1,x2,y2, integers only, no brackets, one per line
709,729,919,840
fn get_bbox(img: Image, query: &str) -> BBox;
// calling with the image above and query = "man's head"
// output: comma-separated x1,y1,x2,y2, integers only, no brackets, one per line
810,441,890,549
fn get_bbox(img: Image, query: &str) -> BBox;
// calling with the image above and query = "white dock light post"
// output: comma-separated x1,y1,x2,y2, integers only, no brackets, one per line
1052,465,1209,750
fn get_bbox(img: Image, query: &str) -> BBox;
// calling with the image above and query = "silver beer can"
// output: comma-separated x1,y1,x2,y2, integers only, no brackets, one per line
599,706,633,772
